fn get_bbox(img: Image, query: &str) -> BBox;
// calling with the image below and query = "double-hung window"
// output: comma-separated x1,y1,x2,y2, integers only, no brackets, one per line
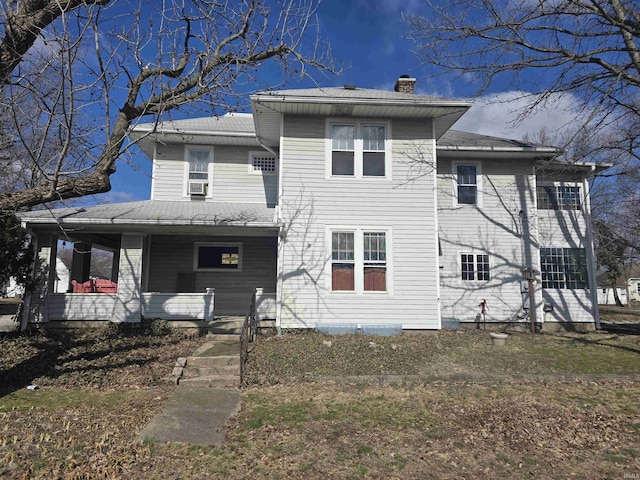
363,232,387,291
331,231,355,291
540,247,587,289
461,253,490,281
362,125,386,176
537,184,581,210
452,161,481,206
456,165,477,205
331,125,355,176
330,229,390,293
328,121,389,178
185,146,213,196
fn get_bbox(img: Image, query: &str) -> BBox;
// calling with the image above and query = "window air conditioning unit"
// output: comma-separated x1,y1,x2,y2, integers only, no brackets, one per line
188,181,206,195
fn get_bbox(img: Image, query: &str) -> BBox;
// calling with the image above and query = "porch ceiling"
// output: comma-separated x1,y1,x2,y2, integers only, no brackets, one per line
19,200,278,233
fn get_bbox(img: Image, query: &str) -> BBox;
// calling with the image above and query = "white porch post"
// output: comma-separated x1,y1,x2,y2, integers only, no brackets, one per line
114,234,144,323
25,234,57,325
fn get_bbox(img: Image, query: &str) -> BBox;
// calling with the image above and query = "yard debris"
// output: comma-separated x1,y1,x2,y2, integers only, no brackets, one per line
26,385,39,391
322,340,332,347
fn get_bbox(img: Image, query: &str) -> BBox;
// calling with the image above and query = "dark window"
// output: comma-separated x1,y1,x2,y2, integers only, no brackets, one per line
537,185,581,210
461,254,490,281
197,245,240,270
362,125,386,177
457,165,477,205
540,247,587,289
331,125,354,176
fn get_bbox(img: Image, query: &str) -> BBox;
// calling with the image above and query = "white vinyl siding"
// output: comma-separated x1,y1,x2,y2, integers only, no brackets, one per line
280,116,438,329
147,235,277,316
151,144,277,205
438,158,538,324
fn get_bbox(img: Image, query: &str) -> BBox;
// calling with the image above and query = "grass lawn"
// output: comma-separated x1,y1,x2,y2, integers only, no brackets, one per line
1,310,639,479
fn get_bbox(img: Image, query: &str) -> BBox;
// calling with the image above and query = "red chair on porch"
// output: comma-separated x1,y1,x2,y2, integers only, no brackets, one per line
94,279,117,293
71,279,94,293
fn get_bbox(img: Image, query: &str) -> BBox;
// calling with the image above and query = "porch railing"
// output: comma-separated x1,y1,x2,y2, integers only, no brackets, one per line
240,289,258,385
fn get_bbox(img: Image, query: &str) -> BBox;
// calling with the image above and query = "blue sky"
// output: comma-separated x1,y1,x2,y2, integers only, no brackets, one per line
95,0,580,206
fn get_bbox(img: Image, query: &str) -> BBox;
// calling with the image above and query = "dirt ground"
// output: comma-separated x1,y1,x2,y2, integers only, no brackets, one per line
0,312,639,479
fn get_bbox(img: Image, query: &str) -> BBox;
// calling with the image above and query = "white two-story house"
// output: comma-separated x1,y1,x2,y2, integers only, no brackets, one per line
19,77,602,331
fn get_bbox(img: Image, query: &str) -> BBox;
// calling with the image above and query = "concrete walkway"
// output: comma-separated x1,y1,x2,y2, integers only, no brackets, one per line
136,318,245,445
136,385,241,445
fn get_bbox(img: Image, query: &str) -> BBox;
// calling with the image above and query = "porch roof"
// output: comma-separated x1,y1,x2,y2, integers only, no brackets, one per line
19,200,277,228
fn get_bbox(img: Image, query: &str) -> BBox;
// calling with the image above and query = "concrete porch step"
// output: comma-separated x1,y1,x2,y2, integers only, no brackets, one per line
182,364,240,378
205,333,241,342
179,375,240,387
187,355,240,367
208,326,243,335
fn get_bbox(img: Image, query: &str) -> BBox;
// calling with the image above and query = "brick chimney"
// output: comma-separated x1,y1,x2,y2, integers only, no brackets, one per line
394,75,416,94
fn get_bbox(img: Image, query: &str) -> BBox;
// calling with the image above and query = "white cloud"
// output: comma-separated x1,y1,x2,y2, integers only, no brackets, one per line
452,91,585,141
97,190,139,204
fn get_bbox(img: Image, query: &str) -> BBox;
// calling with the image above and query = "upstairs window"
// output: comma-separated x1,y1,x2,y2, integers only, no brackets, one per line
540,247,587,289
456,165,478,205
328,121,390,178
331,124,355,176
537,185,581,210
185,146,213,197
362,126,386,176
188,149,210,180
461,253,490,281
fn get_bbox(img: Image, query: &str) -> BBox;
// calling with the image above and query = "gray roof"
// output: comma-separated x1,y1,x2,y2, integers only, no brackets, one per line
438,130,560,153
256,87,462,104
20,200,277,227
132,113,255,136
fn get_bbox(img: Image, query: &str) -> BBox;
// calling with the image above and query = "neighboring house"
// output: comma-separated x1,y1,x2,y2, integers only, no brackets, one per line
1,257,69,298
628,278,640,303
18,77,604,330
597,287,628,306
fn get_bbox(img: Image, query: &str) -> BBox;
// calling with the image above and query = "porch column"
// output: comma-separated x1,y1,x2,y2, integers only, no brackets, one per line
70,241,92,284
24,233,57,325
113,234,144,323
111,248,120,283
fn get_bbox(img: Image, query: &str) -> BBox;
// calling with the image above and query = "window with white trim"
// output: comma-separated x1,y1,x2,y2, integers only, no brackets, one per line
456,164,478,205
328,120,390,178
540,247,587,289
185,146,213,197
331,231,355,291
537,185,581,210
363,232,387,291
331,124,355,176
330,228,390,293
461,253,490,281
194,243,242,271
249,152,277,175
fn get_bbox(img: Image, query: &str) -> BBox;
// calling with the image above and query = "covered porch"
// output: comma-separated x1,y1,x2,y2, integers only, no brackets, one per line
19,201,278,328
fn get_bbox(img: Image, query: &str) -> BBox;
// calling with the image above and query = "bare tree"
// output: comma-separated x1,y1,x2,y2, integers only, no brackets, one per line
406,0,639,161
0,0,337,210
